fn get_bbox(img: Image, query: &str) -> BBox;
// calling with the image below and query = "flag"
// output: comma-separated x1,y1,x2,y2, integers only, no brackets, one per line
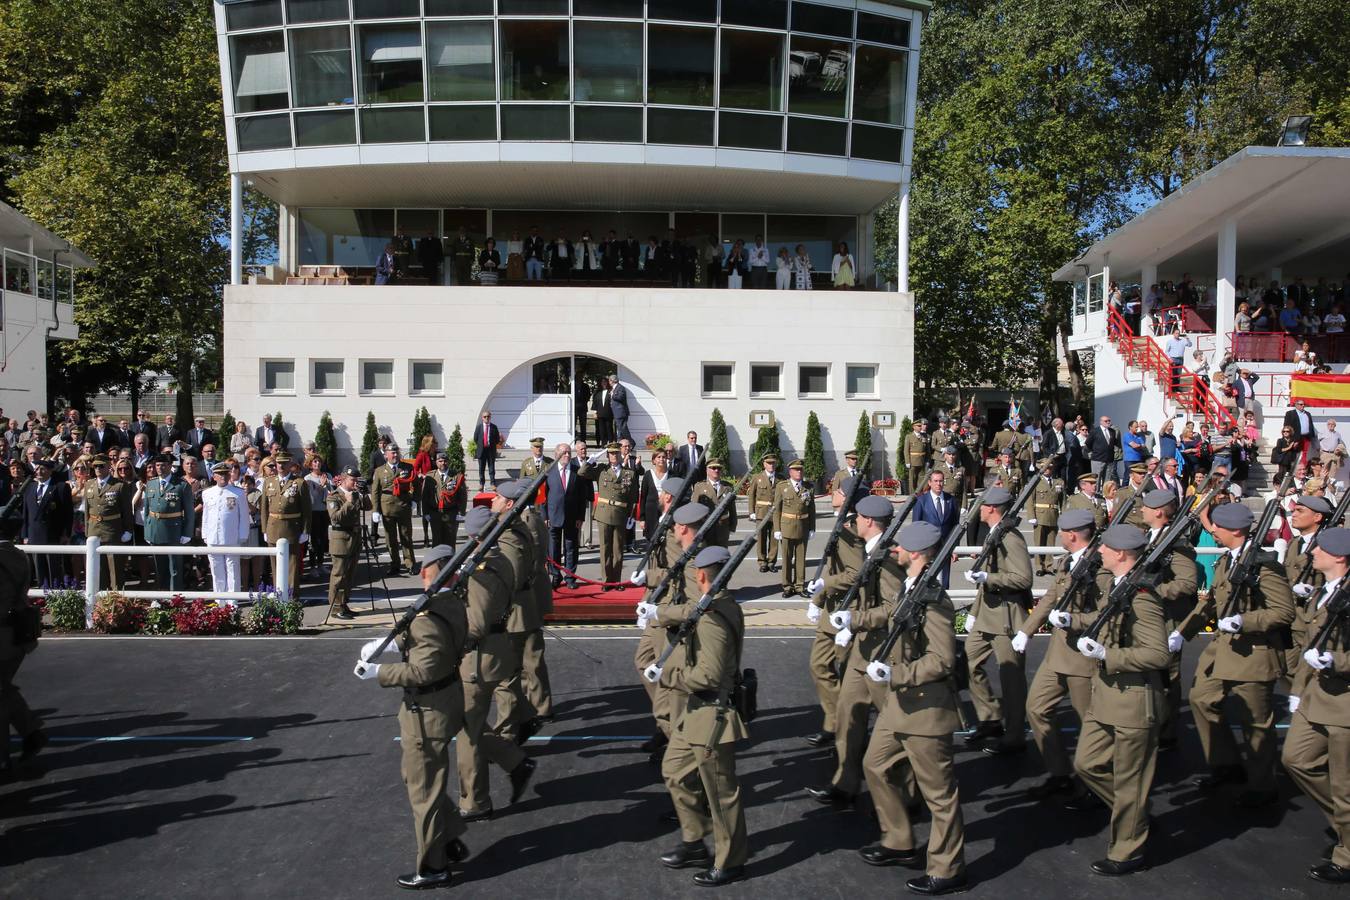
1008,397,1021,430
1291,374,1350,407
965,397,976,420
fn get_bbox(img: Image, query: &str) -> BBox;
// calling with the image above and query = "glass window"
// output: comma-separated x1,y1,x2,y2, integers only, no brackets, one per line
361,360,395,394
425,0,494,12
359,24,425,104
575,106,642,142
575,0,643,16
501,105,570,140
702,363,734,397
499,0,568,13
647,108,713,145
798,364,829,397
532,358,572,394
442,209,488,244
4,250,31,295
353,0,420,17
295,108,357,145
850,123,902,162
719,30,784,112
429,105,498,140
427,21,495,101
312,360,345,394
287,0,350,24
792,2,852,38
396,209,440,240
647,0,715,22
360,106,426,141
721,214,764,246
298,208,396,266
718,112,783,151
787,117,846,155
262,360,295,394
647,25,715,106
237,113,293,151
231,32,289,114
226,0,282,30
290,26,354,107
789,36,848,118
750,364,782,397
767,214,856,273
500,20,569,101
846,365,877,398
574,22,641,103
722,0,787,29
411,361,444,395
853,44,906,125
858,12,912,48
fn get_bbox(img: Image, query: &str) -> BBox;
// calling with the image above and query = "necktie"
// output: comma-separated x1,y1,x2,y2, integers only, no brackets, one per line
37,484,45,501
935,494,943,518
561,468,568,491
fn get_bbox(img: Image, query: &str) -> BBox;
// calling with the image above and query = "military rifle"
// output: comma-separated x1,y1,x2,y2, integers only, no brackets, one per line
630,449,705,583
831,490,922,616
644,469,752,606
1309,580,1350,653
1051,491,1139,613
1295,484,1350,587
809,470,871,586
966,472,1043,576
1219,471,1294,621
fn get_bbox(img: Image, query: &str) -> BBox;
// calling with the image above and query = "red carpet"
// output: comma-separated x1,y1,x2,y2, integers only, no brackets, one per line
546,583,643,622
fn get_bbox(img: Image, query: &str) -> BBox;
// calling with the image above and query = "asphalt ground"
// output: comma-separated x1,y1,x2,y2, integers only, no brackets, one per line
2,630,1343,900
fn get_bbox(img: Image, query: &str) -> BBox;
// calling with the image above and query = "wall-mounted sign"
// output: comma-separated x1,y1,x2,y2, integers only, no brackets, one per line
749,410,776,428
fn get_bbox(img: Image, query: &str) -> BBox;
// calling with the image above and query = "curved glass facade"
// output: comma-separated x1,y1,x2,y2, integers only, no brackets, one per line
222,0,913,163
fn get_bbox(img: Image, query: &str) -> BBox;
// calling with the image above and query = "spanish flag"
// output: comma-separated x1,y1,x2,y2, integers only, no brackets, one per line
1290,374,1350,408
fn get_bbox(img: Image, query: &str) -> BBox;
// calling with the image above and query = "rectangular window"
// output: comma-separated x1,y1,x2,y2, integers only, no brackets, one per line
792,2,853,38
426,0,495,14
411,361,444,395
846,364,878,398
361,360,395,395
361,106,426,142
853,44,907,126
429,105,498,140
295,108,357,146
286,0,350,24
298,208,396,267
719,30,785,112
857,12,912,49
237,114,293,151
647,107,713,145
359,24,425,104
701,363,735,398
290,26,354,108
798,364,830,398
499,0,568,12
427,21,496,102
575,0,644,16
227,0,282,31
231,32,289,114
722,0,787,29
574,106,642,142
353,0,420,17
501,105,570,140
262,360,295,395
787,116,847,155
647,0,715,22
850,123,903,163
574,21,642,103
750,363,782,397
789,36,849,118
311,360,345,394
718,112,783,151
647,25,715,106
500,20,570,101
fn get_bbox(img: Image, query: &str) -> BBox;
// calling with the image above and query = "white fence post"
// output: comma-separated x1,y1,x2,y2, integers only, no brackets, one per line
84,536,101,628
275,538,290,600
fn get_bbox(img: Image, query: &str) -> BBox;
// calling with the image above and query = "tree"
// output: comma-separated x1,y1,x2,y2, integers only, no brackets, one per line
273,411,288,448
447,424,465,475
411,406,432,455
854,411,873,477
708,409,730,475
896,416,913,486
748,423,783,471
803,412,825,490
218,410,236,449
314,411,337,472
359,412,379,479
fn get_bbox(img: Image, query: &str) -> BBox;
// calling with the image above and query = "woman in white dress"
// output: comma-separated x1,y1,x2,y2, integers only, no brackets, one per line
792,244,813,291
775,247,792,289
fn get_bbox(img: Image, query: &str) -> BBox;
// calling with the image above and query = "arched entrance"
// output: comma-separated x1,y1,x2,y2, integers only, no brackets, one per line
484,353,669,448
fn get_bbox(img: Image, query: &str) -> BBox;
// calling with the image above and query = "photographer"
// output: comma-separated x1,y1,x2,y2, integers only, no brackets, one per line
326,466,370,621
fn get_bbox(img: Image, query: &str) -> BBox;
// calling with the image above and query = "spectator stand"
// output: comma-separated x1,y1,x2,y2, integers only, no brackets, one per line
1107,307,1238,432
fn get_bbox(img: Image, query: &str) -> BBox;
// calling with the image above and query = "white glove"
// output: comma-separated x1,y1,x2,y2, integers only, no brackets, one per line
1305,648,1334,671
372,512,382,524
808,531,815,539
833,627,853,648
806,604,821,625
1048,610,1072,629
1011,632,1028,654
807,578,825,597
626,517,636,530
1167,631,1184,653
1077,637,1106,660
121,531,132,543
774,531,782,540
1288,695,1301,713
1027,518,1037,525
354,661,381,680
178,536,191,545
964,570,988,584
829,609,852,631
1293,582,1316,598
299,532,309,544
589,450,606,463
635,601,658,619
964,616,976,634
1217,614,1243,634
636,614,650,629
866,660,892,683
748,514,757,522
630,570,646,586
361,638,398,661
456,514,464,522
643,663,663,683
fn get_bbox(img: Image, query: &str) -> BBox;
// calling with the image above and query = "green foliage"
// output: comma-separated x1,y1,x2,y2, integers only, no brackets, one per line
412,406,432,455
803,412,826,488
44,587,87,631
359,412,379,479
854,412,873,477
219,410,236,448
241,593,304,635
447,424,465,475
314,411,337,472
896,416,914,484
145,603,176,635
91,592,146,634
273,411,286,446
707,408,731,476
748,423,783,471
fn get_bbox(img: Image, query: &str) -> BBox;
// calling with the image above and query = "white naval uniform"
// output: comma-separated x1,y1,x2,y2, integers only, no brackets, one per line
202,484,250,599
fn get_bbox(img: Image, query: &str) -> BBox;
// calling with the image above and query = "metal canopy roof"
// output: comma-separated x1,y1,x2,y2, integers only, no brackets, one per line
0,200,97,268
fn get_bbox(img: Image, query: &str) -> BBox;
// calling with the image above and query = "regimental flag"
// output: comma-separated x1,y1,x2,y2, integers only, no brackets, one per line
965,397,977,420
1008,397,1022,430
1290,374,1350,408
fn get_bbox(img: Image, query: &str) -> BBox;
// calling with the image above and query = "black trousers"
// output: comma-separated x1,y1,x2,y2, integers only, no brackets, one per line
550,522,578,585
477,454,496,487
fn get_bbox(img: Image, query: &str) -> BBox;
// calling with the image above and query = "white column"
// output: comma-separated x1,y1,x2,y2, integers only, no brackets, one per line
896,181,910,293
1141,263,1158,335
1216,218,1237,350
230,173,244,286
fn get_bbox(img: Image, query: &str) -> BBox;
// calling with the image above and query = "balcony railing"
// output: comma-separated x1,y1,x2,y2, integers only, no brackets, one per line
1231,331,1350,365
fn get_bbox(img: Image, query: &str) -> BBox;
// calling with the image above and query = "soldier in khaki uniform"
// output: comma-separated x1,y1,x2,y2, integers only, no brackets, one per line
962,487,1033,754
935,446,965,509
259,450,312,595
960,418,984,495
929,418,959,466
1176,501,1294,806
578,443,637,587
491,480,552,742
1064,472,1107,530
1,506,46,780
631,479,687,748
1285,495,1332,679
1013,425,1035,475
1282,526,1350,884
519,437,551,478
828,450,862,495
353,544,470,890
860,521,968,896
1063,524,1170,876
691,459,736,547
773,459,816,597
991,421,1017,458
1137,489,1199,750
1027,461,1064,575
1110,463,1150,529
422,452,466,550
372,446,417,576
990,447,1022,495
903,422,930,495
651,544,749,888
745,455,780,572
326,466,370,620
82,454,134,590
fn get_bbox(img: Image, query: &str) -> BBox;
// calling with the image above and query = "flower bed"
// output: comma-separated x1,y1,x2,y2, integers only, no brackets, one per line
871,478,900,496
43,584,304,637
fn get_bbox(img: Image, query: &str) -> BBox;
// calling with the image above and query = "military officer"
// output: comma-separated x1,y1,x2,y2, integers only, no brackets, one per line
1137,489,1199,751
935,446,965,509
904,421,930,495
259,450,311,595
930,417,959,466
959,417,985,494
354,544,471,890
82,453,134,590
326,466,370,620
142,454,196,590
491,480,553,743
691,459,737,547
1064,472,1107,530
991,420,1017,458
1176,501,1294,807
745,454,780,572
1286,495,1332,679
962,486,1033,754
1014,424,1035,475
519,437,551,478
861,521,968,896
1111,463,1150,529
649,544,749,888
579,443,637,588
990,447,1022,496
1063,524,1170,876
372,446,417,576
829,449,863,495
1,505,46,782
773,459,816,597
422,452,466,550
1027,460,1064,576
201,461,249,597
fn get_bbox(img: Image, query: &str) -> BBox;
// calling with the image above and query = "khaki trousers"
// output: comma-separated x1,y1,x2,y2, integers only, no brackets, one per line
493,629,552,737
1160,654,1183,743
662,737,747,870
399,700,467,873
863,727,965,879
756,522,778,567
326,551,357,614
832,663,892,794
965,630,1027,741
780,537,807,591
809,630,841,733
1282,712,1350,868
1026,666,1093,778
1074,716,1158,863
907,466,924,495
384,510,416,569
457,678,526,813
1188,673,1277,790
1033,526,1058,573
599,522,625,584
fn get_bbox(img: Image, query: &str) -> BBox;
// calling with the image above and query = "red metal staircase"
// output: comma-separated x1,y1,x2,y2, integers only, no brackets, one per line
1107,308,1238,430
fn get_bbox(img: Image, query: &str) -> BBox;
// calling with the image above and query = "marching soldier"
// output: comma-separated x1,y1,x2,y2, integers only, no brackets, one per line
1111,463,1150,529
631,479,687,751
1137,490,1199,751
1063,524,1170,876
1,505,46,782
579,443,637,588
82,453,134,590
772,460,816,598
352,544,471,890
326,466,370,620
861,521,968,896
1027,461,1064,576
935,446,965,509
691,459,736,547
422,452,466,550
492,480,553,743
962,486,1033,755
649,544,749,888
519,437,551,478
1285,495,1332,680
991,420,1017,458
142,454,195,591
259,450,311,594
904,421,930,495
829,449,862,494
990,447,1022,495
746,454,780,572
372,446,417,576
1064,472,1107,530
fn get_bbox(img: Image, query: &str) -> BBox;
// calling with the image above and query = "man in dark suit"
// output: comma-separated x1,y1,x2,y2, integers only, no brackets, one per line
116,419,134,448
131,410,157,442
608,375,631,443
21,458,73,587
1083,415,1119,485
254,413,289,452
544,443,587,589
186,417,216,456
574,376,591,441
473,410,501,490
156,414,183,452
87,415,121,455
671,431,705,482
1284,399,1318,466
911,468,959,586
592,380,613,445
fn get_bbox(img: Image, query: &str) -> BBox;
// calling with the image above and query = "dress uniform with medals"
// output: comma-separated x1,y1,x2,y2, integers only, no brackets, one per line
930,420,958,466
691,459,737,547
372,449,417,576
828,450,862,495
326,466,370,620
201,462,250,596
772,460,816,597
519,438,552,479
422,454,466,550
904,424,931,495
259,451,312,594
82,454,134,590
935,447,965,509
579,443,637,587
142,455,196,591
1028,463,1064,576
745,455,780,572
1064,472,1107,530
990,448,1022,496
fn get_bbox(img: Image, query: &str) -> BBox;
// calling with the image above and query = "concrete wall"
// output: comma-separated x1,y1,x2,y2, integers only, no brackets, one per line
223,284,914,474
0,289,76,417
